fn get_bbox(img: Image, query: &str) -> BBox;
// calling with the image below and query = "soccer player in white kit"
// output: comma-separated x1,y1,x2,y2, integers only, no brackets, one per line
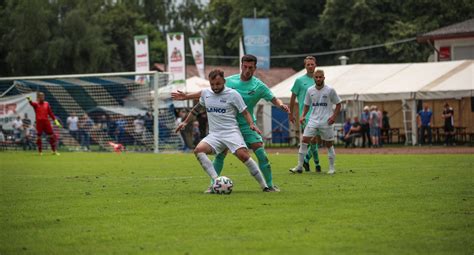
175,69,270,192
294,69,342,174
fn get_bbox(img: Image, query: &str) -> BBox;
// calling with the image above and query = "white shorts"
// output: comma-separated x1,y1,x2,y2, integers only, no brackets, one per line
201,132,247,154
303,125,335,141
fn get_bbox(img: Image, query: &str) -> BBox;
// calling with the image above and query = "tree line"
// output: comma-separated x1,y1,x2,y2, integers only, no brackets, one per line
1,0,473,76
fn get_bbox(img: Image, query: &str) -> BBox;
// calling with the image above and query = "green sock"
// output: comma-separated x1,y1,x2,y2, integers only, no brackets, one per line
304,144,313,163
311,143,320,166
211,153,226,185
255,147,273,187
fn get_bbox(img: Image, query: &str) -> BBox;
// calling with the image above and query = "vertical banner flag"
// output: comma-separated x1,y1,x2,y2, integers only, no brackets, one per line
166,32,186,84
189,37,205,79
242,18,270,70
0,92,36,130
134,35,150,83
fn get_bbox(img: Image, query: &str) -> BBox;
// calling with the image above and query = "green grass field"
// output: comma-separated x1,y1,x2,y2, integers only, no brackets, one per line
0,151,473,254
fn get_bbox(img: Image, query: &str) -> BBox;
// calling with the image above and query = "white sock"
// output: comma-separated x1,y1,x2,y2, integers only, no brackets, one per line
328,146,335,170
244,158,267,189
297,143,309,169
196,152,218,179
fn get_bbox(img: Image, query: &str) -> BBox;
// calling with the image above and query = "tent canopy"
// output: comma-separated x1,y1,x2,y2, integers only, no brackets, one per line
271,60,474,102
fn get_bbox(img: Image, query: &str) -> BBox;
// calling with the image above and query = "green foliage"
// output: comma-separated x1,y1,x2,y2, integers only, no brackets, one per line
0,152,472,254
1,0,474,76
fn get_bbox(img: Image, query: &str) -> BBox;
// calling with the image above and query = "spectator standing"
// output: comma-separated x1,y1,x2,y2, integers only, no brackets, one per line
133,115,145,146
442,102,455,146
22,113,31,127
417,104,433,145
67,112,80,141
12,116,23,142
360,106,371,148
144,111,153,132
79,113,94,151
115,116,126,144
369,105,380,148
382,111,390,143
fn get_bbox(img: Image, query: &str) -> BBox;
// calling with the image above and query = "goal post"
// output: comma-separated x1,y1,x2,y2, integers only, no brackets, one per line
0,71,184,153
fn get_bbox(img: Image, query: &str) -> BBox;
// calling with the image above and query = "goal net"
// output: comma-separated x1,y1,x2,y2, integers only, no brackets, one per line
0,71,184,153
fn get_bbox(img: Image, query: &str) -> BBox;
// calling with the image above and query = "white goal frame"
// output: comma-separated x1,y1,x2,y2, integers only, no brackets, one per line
0,71,169,153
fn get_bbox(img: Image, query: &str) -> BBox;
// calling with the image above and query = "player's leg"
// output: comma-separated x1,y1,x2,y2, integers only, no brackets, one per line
234,147,268,191
249,142,274,189
240,125,276,189
210,149,228,187
311,135,321,172
36,121,44,154
212,150,228,178
194,140,219,180
302,122,312,171
43,121,58,154
319,127,336,174
291,124,317,173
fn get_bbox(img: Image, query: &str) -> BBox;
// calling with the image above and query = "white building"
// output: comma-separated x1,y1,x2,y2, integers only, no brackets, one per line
418,18,474,61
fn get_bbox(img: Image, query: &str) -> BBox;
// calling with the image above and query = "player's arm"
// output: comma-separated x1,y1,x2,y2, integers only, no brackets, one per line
47,104,62,128
300,104,309,125
26,96,36,107
289,93,297,123
241,109,262,134
270,97,290,113
175,104,202,133
171,90,202,101
328,103,341,125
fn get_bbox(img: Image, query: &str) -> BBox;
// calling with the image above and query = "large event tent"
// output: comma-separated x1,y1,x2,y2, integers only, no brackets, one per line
269,60,473,145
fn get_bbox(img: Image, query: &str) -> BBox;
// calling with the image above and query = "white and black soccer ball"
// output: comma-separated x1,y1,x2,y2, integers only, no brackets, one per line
212,176,234,194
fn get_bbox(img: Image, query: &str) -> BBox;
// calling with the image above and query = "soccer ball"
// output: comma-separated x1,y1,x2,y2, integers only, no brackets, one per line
212,176,234,194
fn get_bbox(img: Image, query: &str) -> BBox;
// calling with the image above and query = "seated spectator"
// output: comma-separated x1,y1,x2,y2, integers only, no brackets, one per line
345,117,363,147
340,118,352,148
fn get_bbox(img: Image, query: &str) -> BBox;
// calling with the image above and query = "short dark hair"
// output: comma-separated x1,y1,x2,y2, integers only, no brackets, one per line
208,69,225,80
241,54,257,64
304,56,316,64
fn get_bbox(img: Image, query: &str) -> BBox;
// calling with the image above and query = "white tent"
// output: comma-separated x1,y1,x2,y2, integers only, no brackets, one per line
271,60,474,102
158,76,209,94
156,76,209,108
269,60,474,145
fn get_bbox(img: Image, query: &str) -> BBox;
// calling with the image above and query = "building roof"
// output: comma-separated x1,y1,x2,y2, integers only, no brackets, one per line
418,18,474,42
154,63,296,88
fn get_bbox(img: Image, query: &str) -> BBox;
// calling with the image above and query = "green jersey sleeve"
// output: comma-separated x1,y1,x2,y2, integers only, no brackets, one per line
257,80,274,102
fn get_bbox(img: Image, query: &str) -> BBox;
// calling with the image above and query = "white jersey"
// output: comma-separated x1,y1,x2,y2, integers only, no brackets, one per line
199,87,247,134
304,84,342,128
67,116,79,131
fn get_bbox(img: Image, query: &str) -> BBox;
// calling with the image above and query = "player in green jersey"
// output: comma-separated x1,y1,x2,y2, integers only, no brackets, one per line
289,56,321,173
172,54,290,192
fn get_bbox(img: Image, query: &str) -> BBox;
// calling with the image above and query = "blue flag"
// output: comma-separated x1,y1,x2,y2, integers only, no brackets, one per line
242,18,270,70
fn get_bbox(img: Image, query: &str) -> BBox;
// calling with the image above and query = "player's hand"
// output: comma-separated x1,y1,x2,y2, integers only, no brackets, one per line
299,116,306,125
171,90,187,101
289,114,296,124
250,124,262,134
54,119,62,128
26,96,32,102
175,122,187,133
327,115,336,125
280,104,290,113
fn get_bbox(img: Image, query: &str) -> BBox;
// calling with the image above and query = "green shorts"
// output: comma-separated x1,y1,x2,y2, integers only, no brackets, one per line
239,124,263,146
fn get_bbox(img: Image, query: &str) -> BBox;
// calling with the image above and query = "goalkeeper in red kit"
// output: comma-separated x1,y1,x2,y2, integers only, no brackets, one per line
27,92,62,155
